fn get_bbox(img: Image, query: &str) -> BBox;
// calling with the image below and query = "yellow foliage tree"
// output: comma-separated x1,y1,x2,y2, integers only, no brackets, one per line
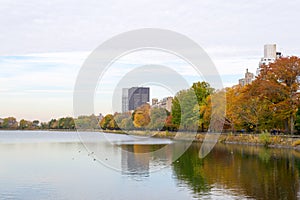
133,103,151,128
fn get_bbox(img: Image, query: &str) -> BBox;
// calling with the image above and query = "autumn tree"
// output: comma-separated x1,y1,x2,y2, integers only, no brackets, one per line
132,103,151,128
223,86,242,131
232,83,275,132
1,117,18,129
200,89,228,132
48,119,58,129
164,115,177,131
258,56,300,133
99,114,114,130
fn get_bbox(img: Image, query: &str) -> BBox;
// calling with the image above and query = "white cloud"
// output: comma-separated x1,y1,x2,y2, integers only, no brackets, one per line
1,0,300,120
0,0,299,57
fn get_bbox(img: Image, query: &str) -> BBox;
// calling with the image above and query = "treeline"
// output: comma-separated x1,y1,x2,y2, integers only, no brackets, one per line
99,81,213,132
0,115,100,130
2,56,300,134
200,56,300,134
100,56,300,134
99,106,176,131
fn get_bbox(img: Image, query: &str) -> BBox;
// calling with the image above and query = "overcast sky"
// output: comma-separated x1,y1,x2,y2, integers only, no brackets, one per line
1,0,300,121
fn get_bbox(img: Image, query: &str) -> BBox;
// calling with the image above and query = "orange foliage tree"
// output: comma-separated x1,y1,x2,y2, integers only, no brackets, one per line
257,56,300,133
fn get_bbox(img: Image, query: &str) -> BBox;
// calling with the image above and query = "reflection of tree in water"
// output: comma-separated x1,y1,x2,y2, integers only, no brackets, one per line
172,143,210,195
258,148,271,163
173,143,300,199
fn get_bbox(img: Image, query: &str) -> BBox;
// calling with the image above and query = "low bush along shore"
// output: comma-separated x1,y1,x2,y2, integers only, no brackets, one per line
102,129,300,149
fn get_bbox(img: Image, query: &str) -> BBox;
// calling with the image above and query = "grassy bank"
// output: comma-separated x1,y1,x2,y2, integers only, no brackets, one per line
102,130,300,149
196,132,300,149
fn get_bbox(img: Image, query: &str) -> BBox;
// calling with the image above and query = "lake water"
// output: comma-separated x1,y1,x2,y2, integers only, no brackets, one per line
0,131,300,200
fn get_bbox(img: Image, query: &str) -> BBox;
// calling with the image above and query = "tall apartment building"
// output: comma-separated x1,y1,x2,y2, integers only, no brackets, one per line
122,87,150,112
122,88,129,113
239,69,254,87
257,44,282,75
123,87,149,111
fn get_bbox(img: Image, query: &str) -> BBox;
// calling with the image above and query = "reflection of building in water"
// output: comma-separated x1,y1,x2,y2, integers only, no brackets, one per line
121,145,150,177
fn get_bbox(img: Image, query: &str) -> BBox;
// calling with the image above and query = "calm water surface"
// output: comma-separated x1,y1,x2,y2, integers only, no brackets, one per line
0,131,300,200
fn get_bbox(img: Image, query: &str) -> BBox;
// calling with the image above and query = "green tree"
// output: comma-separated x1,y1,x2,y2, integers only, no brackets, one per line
147,107,168,130
58,117,75,129
40,122,48,129
171,95,181,129
295,108,300,134
2,117,18,129
75,115,99,129
120,117,134,130
19,119,33,130
32,120,40,128
171,81,213,131
115,112,133,131
200,89,227,132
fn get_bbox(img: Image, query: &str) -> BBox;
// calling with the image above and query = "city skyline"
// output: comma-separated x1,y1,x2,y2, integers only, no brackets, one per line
1,0,300,121
0,43,299,121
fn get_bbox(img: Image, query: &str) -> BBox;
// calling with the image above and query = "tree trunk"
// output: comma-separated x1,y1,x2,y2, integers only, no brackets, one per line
284,119,289,134
291,115,294,135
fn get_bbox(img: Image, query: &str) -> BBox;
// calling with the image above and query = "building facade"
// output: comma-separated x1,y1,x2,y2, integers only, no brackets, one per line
257,44,282,75
239,69,254,87
151,96,173,112
122,88,129,113
151,98,158,106
128,87,150,111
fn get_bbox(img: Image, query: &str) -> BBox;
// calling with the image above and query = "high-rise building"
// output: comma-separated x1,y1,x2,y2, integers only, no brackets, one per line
122,88,129,113
264,44,277,58
257,44,282,75
128,87,150,111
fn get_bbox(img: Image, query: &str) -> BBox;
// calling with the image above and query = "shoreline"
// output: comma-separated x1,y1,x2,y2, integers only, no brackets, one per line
100,130,300,150
1,129,300,150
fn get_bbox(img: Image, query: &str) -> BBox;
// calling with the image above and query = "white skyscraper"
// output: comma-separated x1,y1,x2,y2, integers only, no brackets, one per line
257,44,282,75
264,44,276,59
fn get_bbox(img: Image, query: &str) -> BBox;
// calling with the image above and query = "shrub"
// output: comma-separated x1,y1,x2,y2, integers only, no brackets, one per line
259,130,271,146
